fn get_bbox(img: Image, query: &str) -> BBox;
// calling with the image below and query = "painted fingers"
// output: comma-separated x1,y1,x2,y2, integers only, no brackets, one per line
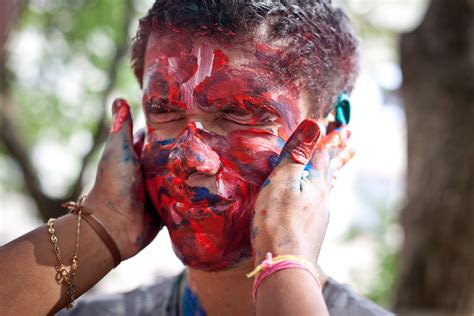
110,98,133,147
262,119,354,191
269,119,321,182
283,118,321,166
252,119,326,262
307,125,354,187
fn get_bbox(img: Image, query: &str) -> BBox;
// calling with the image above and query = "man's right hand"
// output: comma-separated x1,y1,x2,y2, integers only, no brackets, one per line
83,98,161,261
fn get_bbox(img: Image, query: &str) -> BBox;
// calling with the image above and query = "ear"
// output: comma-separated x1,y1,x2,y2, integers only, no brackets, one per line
335,93,351,125
326,93,351,135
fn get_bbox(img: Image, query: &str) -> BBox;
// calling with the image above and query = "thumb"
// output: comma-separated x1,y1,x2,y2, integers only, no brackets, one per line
105,98,136,164
274,119,321,174
264,119,321,186
110,98,133,139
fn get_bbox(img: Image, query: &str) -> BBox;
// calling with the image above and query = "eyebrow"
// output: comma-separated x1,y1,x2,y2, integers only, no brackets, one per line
193,68,287,114
144,65,299,125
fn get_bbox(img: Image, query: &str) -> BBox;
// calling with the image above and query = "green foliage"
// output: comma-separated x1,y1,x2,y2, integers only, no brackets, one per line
367,243,398,306
341,184,402,307
8,1,140,148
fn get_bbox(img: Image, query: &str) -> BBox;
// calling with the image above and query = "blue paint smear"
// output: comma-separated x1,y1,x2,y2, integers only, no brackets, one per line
276,137,285,149
121,142,132,162
304,162,314,172
159,138,176,146
158,187,169,196
152,138,176,151
267,154,278,170
192,187,210,201
153,155,169,166
262,179,271,187
191,187,221,204
275,150,290,167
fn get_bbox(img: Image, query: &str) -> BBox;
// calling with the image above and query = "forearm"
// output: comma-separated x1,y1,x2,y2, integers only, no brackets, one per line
0,214,114,315
256,268,328,316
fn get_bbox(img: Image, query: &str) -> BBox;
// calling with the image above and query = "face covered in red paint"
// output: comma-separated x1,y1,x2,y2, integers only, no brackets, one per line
140,31,313,271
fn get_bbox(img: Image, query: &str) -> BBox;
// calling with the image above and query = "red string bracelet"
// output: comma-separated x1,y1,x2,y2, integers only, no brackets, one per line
247,252,321,301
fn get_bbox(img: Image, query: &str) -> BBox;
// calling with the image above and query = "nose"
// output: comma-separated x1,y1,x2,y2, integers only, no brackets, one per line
168,122,221,180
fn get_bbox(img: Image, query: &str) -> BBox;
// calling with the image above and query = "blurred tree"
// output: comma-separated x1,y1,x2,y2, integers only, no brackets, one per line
1,0,136,221
396,0,474,313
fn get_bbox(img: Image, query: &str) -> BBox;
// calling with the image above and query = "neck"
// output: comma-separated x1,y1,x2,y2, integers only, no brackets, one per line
186,258,255,316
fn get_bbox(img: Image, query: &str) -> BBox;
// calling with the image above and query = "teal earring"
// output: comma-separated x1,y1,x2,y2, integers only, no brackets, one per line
335,93,351,125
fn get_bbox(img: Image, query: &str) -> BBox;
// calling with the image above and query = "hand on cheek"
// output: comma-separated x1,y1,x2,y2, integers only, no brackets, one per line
83,99,161,261
251,119,353,264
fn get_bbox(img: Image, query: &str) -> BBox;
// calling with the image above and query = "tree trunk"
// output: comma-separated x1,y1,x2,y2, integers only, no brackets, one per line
395,0,474,313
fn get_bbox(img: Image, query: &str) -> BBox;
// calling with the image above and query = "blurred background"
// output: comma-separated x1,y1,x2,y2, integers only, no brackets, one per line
1,0,472,314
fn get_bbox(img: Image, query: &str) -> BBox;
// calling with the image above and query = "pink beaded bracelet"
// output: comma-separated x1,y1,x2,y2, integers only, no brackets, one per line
247,252,321,301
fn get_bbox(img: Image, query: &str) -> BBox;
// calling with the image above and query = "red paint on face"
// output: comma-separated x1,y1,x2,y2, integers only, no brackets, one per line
141,32,308,271
212,49,229,71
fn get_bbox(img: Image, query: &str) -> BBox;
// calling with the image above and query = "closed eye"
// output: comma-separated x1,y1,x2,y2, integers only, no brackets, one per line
145,96,185,123
221,104,276,126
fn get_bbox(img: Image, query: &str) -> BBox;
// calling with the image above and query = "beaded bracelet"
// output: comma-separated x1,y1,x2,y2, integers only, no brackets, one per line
247,252,321,301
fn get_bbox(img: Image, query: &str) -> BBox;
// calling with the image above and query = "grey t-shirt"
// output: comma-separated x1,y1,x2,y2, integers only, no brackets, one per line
58,272,393,315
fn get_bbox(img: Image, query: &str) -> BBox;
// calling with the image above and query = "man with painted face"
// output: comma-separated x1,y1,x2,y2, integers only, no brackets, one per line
134,0,359,272
0,1,393,315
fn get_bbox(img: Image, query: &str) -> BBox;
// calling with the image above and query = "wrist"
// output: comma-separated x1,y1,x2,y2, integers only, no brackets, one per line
82,193,138,260
254,232,310,264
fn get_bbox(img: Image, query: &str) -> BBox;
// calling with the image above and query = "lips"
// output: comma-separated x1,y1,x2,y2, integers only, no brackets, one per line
176,198,235,208
173,200,236,219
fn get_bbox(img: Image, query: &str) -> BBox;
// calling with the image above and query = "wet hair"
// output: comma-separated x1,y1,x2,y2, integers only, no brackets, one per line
131,0,359,116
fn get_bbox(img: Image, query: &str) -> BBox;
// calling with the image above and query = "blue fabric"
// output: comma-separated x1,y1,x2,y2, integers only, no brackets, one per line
181,284,206,316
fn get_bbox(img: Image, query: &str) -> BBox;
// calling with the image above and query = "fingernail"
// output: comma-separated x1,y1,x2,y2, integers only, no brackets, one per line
111,98,130,133
289,119,321,164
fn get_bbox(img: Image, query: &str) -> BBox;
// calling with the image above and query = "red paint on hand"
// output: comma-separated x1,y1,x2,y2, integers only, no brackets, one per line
111,99,130,133
285,119,321,165
317,126,351,150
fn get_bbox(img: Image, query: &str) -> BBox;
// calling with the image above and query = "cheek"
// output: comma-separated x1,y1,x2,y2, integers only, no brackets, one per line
141,139,179,220
217,129,284,186
141,138,175,184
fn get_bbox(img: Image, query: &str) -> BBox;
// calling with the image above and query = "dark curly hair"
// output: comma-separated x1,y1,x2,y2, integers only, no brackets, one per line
131,0,359,116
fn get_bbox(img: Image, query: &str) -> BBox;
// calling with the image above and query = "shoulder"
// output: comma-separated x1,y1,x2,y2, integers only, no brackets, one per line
57,274,181,316
323,277,394,316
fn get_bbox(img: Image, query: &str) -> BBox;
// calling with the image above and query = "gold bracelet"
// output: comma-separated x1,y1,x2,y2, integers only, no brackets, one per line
63,196,122,267
47,208,82,309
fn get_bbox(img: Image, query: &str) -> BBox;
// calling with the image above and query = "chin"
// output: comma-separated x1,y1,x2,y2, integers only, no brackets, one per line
160,201,255,272
173,241,253,272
